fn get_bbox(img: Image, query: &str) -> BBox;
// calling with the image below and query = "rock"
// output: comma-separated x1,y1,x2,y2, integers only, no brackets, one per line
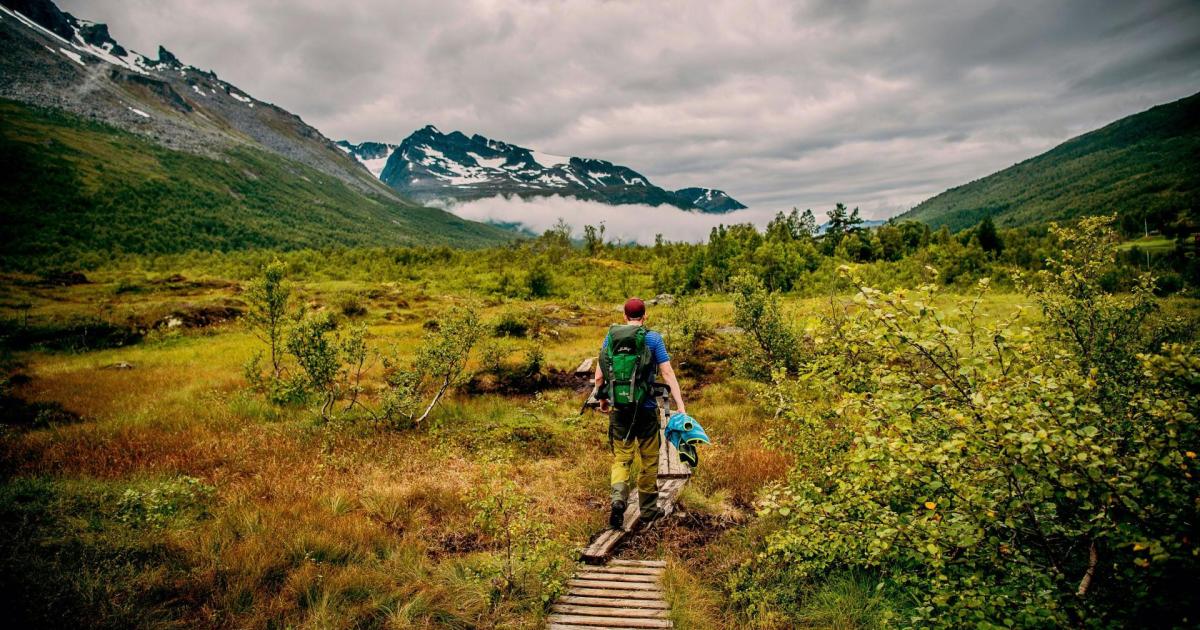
157,45,182,68
101,361,134,370
654,293,676,306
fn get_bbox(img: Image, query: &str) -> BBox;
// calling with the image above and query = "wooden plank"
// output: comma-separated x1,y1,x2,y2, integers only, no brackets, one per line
609,559,667,567
574,356,596,376
566,587,663,600
581,566,663,576
549,624,648,630
551,604,669,618
558,596,669,609
581,488,644,562
575,571,658,583
547,614,671,628
568,579,664,591
656,403,691,478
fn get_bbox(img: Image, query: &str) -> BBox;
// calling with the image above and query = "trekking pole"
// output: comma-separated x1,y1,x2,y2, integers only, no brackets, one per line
579,385,600,415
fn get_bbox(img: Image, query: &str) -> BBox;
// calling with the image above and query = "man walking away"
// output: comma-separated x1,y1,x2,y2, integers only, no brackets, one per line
594,297,687,530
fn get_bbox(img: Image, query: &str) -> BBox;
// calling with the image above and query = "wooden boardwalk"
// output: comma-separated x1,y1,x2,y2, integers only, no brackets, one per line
550,389,690,628
548,560,671,629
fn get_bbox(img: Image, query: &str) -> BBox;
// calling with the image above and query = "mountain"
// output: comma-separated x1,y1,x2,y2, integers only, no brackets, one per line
336,140,398,178
671,187,747,213
341,125,746,212
0,0,510,269
897,91,1200,232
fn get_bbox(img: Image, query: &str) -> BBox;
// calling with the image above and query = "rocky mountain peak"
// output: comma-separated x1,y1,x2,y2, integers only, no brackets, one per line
343,126,746,213
156,45,182,68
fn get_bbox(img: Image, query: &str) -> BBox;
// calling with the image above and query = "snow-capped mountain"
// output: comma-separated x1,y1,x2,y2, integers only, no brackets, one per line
339,126,746,213
0,0,389,196
0,0,510,256
672,187,748,213
336,141,398,178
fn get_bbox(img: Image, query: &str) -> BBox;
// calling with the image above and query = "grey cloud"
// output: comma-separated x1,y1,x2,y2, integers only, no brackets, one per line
60,0,1200,223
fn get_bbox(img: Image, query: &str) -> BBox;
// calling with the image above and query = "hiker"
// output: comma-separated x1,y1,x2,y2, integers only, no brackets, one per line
594,297,686,530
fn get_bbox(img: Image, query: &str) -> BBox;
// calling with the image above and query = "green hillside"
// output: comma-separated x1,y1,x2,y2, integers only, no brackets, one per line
0,100,511,271
898,91,1200,232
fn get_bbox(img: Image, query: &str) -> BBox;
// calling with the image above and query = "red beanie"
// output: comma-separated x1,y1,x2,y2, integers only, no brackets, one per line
624,298,646,319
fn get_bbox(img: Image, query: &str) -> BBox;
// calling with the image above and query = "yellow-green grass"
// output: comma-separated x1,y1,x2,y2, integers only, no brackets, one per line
3,273,1186,628
1117,236,1176,253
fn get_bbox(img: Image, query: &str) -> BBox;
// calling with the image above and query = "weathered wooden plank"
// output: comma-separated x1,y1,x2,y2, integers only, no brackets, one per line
581,488,644,562
551,604,670,618
581,566,663,576
575,571,658,583
557,596,669,609
549,624,644,630
574,357,596,376
568,579,663,591
547,614,671,628
656,404,692,478
609,559,667,568
566,587,663,600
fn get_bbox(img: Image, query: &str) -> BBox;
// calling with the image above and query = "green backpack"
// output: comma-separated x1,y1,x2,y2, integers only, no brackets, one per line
600,324,655,407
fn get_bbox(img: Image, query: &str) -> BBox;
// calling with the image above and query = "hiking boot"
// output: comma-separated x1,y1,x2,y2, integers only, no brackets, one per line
609,501,627,529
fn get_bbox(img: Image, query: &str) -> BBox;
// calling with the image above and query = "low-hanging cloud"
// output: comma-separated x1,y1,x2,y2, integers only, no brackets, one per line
435,195,782,244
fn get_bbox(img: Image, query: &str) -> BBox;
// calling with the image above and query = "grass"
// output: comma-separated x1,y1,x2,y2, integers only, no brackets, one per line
1117,235,1176,253
2,264,1190,628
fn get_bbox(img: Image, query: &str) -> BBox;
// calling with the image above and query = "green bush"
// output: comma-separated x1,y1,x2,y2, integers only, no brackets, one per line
337,292,368,317
730,274,804,379
525,261,554,298
751,222,1200,627
492,311,529,338
381,306,485,428
659,296,712,368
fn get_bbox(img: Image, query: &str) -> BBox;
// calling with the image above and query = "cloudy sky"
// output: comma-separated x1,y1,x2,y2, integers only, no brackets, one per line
64,0,1200,222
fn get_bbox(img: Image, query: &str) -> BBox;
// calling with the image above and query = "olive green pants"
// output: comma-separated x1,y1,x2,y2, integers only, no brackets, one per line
610,430,661,517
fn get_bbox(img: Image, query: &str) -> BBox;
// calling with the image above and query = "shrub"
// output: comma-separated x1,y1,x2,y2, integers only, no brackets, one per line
286,313,341,418
659,296,712,368
381,306,485,427
337,292,368,317
492,311,529,338
525,260,553,298
468,466,570,605
730,274,803,379
244,260,292,379
752,224,1200,627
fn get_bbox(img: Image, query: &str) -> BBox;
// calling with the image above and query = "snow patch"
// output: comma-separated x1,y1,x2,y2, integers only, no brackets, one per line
358,148,395,178
58,47,85,66
229,92,252,104
530,149,569,168
536,173,569,187
191,85,206,97
128,107,150,118
470,152,507,169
